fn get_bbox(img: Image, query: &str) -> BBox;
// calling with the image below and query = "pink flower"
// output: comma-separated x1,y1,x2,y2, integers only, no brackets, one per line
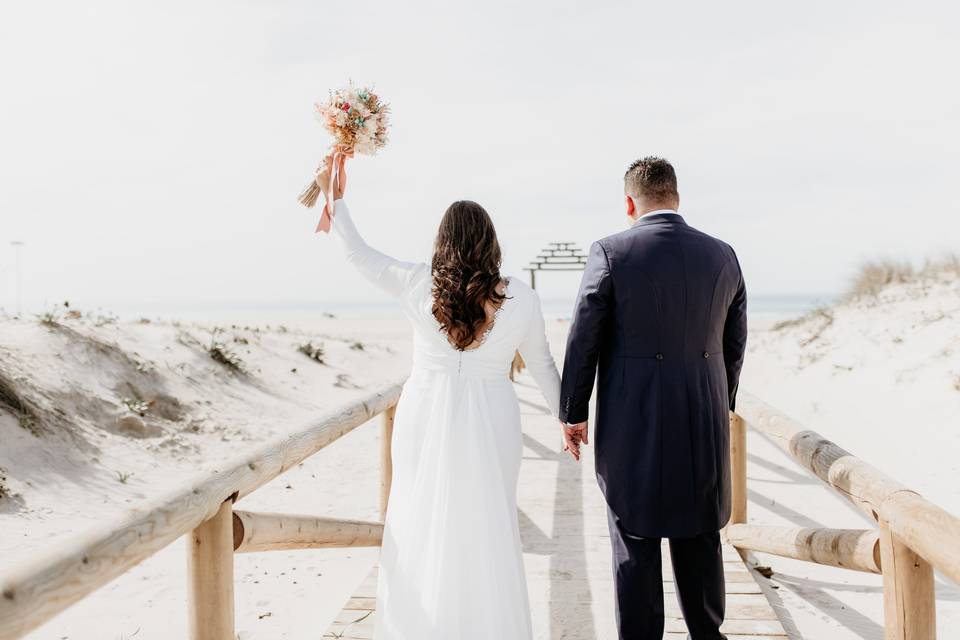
341,103,350,112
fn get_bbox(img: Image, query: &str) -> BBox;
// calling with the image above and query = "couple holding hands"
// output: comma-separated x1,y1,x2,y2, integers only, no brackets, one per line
316,154,747,640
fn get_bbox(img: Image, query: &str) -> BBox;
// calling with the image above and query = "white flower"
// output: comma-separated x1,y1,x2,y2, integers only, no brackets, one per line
335,111,348,126
355,134,376,155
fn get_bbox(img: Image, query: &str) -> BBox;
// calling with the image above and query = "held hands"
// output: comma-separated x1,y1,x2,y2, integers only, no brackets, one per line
561,421,589,461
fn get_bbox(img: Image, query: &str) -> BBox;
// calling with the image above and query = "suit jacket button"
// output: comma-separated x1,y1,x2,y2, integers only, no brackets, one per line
655,353,664,360
703,351,710,358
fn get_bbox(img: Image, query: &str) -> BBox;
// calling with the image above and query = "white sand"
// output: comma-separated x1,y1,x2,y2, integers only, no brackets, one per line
2,269,958,638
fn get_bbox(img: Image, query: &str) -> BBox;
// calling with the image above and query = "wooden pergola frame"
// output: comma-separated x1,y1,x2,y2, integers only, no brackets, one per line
522,241,588,290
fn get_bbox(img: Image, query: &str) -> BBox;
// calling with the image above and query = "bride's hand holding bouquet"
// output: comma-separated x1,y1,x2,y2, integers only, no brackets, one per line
314,151,349,207
298,83,389,233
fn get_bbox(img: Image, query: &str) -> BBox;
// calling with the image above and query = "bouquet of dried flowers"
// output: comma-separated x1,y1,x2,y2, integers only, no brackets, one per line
298,83,390,232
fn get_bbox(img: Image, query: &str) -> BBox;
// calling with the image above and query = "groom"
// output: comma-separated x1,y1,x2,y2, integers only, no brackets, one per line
559,157,747,640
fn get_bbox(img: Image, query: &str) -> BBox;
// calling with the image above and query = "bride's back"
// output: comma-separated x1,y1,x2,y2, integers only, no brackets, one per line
331,200,559,640
330,195,558,403
404,273,545,377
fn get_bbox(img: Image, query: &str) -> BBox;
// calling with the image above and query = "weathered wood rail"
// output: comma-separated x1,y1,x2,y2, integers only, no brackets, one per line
728,392,960,640
2,383,957,639
0,382,402,640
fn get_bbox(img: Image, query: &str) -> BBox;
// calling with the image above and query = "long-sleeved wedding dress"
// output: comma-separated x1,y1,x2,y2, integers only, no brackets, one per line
329,200,560,639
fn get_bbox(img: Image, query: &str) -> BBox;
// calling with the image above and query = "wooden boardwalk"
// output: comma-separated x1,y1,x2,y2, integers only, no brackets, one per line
324,373,788,639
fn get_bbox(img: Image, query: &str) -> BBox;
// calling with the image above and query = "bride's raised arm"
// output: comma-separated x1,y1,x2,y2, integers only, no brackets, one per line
518,291,561,418
329,199,425,298
317,156,424,298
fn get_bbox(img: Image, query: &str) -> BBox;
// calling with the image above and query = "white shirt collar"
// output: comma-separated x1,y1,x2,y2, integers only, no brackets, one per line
632,209,680,227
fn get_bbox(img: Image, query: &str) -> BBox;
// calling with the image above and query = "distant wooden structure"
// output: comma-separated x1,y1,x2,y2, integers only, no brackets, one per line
522,241,589,290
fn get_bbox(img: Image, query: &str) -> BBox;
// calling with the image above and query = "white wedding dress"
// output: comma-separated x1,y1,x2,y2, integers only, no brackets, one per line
330,200,561,639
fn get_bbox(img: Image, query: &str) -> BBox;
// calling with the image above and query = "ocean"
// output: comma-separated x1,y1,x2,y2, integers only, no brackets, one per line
103,294,833,327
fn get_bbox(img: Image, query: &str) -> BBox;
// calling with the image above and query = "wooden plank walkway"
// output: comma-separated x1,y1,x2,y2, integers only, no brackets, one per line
324,372,788,639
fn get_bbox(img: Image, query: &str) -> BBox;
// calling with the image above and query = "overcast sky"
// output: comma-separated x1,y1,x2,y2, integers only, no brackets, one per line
1,1,958,312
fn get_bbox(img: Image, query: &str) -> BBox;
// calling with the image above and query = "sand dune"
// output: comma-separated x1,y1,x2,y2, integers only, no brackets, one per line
0,311,410,552
743,263,960,510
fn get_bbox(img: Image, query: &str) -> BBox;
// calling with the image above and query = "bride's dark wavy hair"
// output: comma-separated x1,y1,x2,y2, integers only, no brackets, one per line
431,200,507,351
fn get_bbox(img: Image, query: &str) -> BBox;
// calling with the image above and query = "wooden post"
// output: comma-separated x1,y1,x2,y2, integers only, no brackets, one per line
879,516,936,640
187,499,235,640
380,405,396,520
729,413,747,525
882,490,960,586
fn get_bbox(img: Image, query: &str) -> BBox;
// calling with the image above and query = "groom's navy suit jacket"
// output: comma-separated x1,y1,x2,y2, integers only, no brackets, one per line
559,213,747,538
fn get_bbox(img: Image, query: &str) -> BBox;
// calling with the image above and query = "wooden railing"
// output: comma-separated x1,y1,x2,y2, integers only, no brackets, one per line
4,384,958,639
0,381,402,640
728,392,960,640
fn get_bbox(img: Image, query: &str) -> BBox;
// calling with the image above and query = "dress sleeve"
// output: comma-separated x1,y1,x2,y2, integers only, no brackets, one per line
329,199,426,298
518,288,561,418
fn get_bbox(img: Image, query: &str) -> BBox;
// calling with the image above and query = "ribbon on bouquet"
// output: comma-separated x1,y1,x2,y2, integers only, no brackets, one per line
314,147,352,234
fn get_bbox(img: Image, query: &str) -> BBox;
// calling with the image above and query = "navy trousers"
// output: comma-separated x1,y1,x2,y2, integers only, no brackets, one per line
607,509,727,640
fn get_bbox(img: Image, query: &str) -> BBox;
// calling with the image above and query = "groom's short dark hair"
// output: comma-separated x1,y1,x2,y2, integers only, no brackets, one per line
624,157,679,204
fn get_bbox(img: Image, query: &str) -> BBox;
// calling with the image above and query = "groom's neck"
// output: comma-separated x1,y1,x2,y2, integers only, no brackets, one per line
630,202,679,224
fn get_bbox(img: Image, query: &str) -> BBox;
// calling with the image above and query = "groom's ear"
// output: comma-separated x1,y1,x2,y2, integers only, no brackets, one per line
625,194,637,219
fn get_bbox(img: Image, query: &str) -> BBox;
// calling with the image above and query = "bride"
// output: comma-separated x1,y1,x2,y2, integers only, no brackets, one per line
316,154,560,638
